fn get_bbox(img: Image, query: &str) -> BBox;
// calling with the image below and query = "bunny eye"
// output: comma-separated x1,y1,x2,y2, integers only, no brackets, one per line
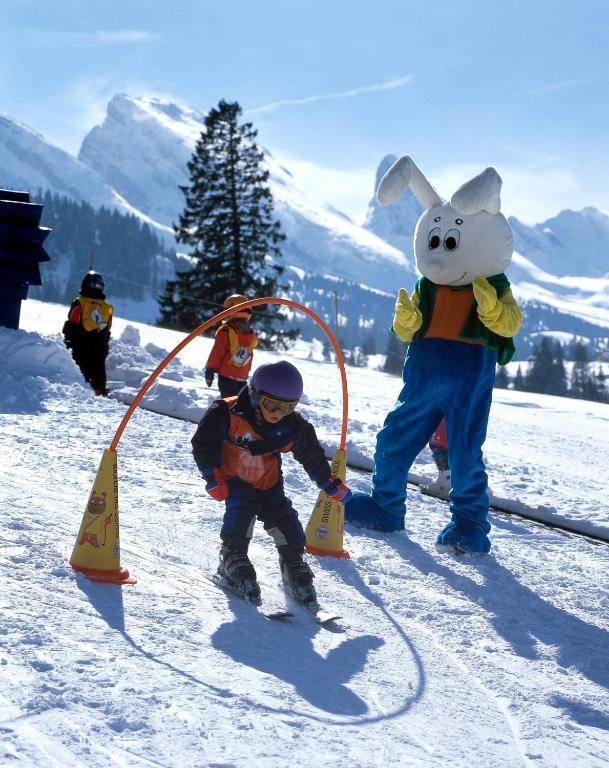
443,229,460,251
428,227,441,250
455,218,463,225
434,216,441,223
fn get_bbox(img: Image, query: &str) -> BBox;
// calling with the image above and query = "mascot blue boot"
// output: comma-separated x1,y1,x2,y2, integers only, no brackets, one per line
344,156,522,554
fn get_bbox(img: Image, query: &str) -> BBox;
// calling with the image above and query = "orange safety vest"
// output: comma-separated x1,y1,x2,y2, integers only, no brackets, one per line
219,397,293,490
207,323,257,379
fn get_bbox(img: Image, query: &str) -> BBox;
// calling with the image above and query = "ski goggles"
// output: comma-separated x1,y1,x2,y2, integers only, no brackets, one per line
258,393,298,417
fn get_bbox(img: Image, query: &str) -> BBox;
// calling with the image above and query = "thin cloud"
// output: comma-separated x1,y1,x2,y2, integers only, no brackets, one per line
32,29,159,47
246,75,414,115
91,30,159,44
525,79,580,96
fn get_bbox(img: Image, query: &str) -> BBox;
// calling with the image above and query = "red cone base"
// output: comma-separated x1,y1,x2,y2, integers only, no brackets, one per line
71,564,137,585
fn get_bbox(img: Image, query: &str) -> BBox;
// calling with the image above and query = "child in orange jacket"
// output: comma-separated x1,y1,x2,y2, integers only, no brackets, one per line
205,294,258,397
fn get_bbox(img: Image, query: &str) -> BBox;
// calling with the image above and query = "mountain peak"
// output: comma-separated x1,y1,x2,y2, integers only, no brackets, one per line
76,93,411,289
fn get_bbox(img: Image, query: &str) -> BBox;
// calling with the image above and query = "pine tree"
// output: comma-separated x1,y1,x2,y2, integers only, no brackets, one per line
513,365,525,391
550,340,568,396
525,336,555,393
494,365,510,389
362,334,377,356
569,340,590,399
595,367,608,402
159,99,297,348
383,332,405,375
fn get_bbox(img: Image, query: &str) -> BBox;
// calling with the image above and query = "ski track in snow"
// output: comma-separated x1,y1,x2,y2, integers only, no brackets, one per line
1,306,609,766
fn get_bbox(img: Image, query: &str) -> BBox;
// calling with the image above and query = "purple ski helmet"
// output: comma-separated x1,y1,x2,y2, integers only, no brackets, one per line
250,360,303,405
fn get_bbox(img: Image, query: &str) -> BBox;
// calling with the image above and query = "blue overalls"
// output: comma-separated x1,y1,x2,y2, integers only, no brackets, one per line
345,337,497,551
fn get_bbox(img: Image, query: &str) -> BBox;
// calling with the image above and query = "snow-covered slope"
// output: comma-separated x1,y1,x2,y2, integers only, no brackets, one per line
363,154,424,270
78,95,414,292
78,95,201,227
0,112,169,237
17,298,609,540
1,301,609,767
511,208,609,279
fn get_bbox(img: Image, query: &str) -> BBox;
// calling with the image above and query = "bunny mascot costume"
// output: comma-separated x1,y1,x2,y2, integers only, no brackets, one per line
345,156,522,554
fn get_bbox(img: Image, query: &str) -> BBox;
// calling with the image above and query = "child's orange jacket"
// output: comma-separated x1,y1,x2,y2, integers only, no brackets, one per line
206,322,257,380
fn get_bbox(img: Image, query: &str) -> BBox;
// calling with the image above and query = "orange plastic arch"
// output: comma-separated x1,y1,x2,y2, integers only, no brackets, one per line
109,297,348,452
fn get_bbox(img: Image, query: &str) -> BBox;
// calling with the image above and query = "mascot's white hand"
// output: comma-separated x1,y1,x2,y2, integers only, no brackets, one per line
392,288,423,342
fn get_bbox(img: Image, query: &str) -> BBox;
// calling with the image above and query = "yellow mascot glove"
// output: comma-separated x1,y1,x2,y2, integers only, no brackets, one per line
473,277,523,338
392,287,423,342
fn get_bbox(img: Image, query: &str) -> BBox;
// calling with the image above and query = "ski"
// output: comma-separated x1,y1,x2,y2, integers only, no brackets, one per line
305,605,342,625
281,584,341,625
208,572,293,621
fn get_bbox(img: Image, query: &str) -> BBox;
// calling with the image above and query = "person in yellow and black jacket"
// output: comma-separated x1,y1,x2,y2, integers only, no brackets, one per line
192,360,351,607
205,294,258,398
62,271,112,396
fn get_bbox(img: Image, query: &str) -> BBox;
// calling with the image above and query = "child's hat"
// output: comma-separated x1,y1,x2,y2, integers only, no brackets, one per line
223,293,252,319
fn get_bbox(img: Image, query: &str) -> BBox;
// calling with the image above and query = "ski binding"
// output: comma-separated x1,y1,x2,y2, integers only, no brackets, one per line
210,572,293,620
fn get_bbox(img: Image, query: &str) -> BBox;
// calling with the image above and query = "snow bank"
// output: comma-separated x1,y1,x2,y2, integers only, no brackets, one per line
0,327,83,413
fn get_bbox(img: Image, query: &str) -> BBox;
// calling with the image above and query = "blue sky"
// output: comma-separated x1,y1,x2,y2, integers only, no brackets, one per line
1,0,608,223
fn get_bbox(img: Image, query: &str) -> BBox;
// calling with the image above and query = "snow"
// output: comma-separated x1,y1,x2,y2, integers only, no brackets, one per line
0,112,171,241
2,298,609,766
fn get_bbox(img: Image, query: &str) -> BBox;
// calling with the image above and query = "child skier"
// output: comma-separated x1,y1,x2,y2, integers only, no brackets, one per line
62,271,113,396
192,360,351,606
205,294,258,398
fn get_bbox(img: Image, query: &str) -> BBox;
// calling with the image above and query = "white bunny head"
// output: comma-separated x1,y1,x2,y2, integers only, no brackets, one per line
378,156,513,286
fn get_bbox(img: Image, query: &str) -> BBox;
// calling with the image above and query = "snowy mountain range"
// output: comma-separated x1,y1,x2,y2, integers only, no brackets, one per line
1,94,609,355
0,112,170,239
78,94,412,293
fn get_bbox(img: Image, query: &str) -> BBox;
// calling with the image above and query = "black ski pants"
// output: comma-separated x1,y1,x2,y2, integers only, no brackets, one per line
220,478,305,561
71,342,108,392
218,375,247,398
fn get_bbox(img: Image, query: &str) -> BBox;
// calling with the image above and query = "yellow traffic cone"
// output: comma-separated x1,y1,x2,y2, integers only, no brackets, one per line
305,449,350,559
69,449,136,584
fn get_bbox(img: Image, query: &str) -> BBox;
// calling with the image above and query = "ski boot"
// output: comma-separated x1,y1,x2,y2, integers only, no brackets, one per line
420,469,451,500
280,556,317,607
217,545,261,604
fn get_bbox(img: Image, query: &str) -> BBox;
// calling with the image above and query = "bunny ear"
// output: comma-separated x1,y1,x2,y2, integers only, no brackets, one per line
451,167,502,214
377,155,443,208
